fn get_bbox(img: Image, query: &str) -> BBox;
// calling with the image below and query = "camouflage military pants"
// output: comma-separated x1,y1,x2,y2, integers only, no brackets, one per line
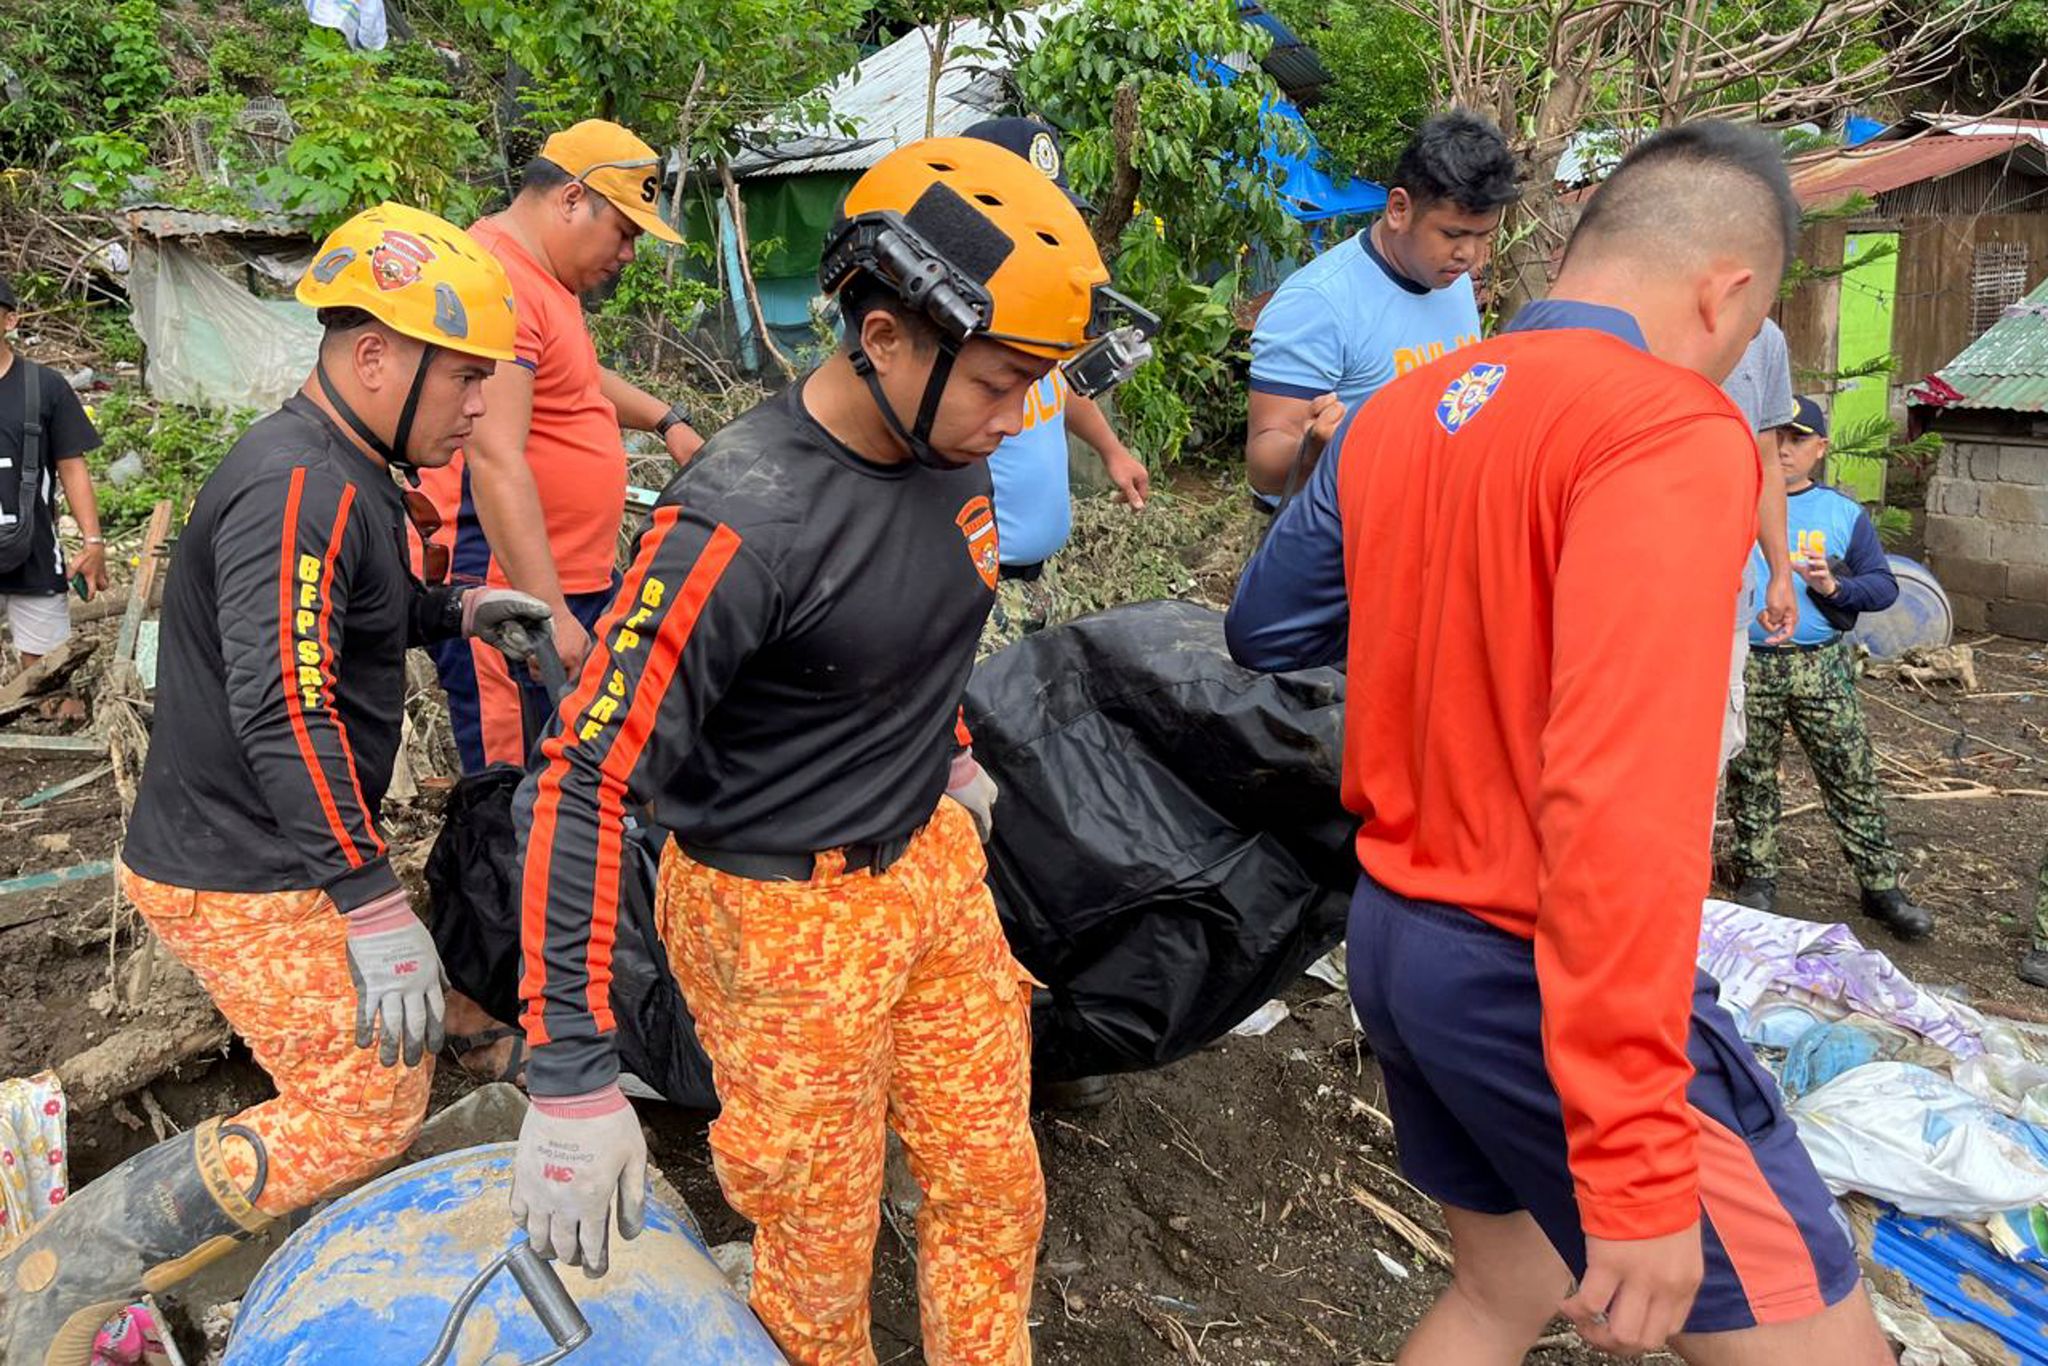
976,564,1059,659
1726,640,1899,892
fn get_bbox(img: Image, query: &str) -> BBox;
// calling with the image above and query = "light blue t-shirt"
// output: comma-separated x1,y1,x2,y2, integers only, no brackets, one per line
1249,230,1484,412
987,370,1072,566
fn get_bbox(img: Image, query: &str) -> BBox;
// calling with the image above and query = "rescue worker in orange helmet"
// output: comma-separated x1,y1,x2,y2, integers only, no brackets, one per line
0,204,553,1366
508,138,1155,1363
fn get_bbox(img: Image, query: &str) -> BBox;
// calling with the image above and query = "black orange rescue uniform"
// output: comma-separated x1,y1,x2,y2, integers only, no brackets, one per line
517,380,1042,1363
120,394,467,1214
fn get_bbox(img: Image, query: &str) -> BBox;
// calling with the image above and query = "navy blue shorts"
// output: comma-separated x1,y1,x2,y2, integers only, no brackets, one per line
1348,873,1860,1333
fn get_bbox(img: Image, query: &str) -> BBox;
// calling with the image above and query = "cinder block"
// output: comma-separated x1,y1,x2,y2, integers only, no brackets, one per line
1984,482,2048,523
2000,444,2048,486
1994,521,2048,565
1971,443,2008,482
1989,597,2048,641
1928,478,1984,518
1928,554,2009,600
1937,445,1968,481
2011,562,2048,602
1952,594,1990,632
1927,515,1994,559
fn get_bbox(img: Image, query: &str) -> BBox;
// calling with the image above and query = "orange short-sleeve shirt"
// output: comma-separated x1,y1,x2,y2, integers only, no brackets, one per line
416,218,627,593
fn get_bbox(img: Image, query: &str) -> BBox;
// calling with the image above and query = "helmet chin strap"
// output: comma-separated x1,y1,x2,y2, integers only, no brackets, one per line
315,344,440,487
848,337,963,471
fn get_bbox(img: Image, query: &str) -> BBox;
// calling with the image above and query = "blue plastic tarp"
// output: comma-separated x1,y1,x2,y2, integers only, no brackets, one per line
1194,55,1385,223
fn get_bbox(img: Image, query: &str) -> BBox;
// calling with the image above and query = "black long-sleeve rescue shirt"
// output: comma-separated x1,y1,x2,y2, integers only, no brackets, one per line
123,396,466,911
516,380,998,1095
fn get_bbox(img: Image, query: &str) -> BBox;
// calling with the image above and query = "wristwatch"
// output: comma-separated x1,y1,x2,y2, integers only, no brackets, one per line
655,402,694,440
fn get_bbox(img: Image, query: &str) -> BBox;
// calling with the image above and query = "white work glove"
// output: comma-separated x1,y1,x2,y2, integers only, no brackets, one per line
945,748,998,843
463,587,554,663
510,1083,649,1278
343,891,447,1068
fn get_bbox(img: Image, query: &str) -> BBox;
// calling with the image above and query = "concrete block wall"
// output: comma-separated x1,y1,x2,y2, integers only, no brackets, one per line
1925,435,2048,637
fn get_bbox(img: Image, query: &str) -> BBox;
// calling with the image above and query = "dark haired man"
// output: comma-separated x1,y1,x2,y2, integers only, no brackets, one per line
415,119,706,778
0,205,552,1363
1229,122,1889,1362
1245,108,1520,496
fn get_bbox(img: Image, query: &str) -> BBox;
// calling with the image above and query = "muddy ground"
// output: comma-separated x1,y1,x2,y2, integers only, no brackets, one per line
5,607,2046,1363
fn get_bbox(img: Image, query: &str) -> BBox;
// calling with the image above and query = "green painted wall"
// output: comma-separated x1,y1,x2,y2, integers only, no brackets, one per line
1830,231,1898,503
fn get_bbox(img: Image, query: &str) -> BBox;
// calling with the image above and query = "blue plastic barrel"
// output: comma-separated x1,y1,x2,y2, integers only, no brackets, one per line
223,1143,785,1365
1849,554,1953,660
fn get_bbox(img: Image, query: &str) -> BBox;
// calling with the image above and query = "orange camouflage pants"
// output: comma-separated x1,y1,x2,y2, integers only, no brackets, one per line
658,800,1044,1366
117,866,433,1217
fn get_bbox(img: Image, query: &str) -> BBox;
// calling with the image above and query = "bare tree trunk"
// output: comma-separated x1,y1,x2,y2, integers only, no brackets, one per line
1091,82,1143,254
924,14,954,139
717,156,797,380
666,61,710,284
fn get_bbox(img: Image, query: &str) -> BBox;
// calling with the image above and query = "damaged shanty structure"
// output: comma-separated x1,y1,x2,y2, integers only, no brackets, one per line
123,205,321,411
1911,278,2048,641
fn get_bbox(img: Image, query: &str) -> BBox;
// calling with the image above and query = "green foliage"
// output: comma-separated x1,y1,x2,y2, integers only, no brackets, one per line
1262,0,1433,181
100,0,174,123
58,132,153,210
1873,504,1914,548
462,0,863,153
590,253,723,369
0,0,107,165
84,391,257,530
256,33,491,233
1018,0,1301,463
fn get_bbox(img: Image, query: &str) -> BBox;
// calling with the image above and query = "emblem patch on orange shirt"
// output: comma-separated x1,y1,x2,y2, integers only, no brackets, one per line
956,496,1000,590
1436,361,1507,435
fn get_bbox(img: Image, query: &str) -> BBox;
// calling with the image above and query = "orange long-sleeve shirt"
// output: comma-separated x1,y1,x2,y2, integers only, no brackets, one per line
1330,315,1758,1239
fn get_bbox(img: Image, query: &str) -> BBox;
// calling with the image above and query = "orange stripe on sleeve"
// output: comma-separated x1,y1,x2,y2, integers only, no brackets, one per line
313,484,385,860
1693,1109,1825,1324
518,511,742,1046
277,468,364,870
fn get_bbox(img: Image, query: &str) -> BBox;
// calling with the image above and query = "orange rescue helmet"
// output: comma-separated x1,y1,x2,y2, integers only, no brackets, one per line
298,203,517,363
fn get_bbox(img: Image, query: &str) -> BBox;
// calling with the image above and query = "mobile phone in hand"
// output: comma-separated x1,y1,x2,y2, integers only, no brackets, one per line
71,572,91,602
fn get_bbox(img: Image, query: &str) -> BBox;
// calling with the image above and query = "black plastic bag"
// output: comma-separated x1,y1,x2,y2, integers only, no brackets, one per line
424,765,718,1109
964,599,1357,1081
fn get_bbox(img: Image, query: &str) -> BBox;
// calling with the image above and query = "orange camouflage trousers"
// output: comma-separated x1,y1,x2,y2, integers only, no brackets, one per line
117,866,433,1217
658,800,1044,1366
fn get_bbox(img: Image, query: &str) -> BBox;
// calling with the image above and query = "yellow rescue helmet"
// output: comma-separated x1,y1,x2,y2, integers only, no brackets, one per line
824,137,1110,360
297,203,517,362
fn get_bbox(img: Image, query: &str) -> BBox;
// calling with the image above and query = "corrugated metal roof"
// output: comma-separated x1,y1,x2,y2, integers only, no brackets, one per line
1788,134,2037,207
730,5,1073,180
1913,277,2048,413
123,204,311,239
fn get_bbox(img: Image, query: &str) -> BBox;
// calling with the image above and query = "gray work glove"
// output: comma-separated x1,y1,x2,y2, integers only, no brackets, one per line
944,748,998,843
510,1083,649,1278
463,587,554,663
343,890,447,1068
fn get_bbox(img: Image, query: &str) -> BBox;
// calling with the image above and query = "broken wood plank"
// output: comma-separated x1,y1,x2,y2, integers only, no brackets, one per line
113,499,175,670
0,639,98,722
56,999,233,1116
14,763,114,810
0,860,116,902
0,732,105,753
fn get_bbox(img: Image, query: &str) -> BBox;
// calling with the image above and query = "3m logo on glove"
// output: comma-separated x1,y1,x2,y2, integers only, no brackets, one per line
544,1164,577,1183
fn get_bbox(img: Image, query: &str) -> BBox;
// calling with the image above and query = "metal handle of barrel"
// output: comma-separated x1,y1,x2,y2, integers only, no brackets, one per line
528,628,572,705
418,1239,593,1366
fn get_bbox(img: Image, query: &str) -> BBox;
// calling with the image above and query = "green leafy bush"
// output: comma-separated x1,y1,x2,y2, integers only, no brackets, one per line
85,391,258,530
257,33,491,233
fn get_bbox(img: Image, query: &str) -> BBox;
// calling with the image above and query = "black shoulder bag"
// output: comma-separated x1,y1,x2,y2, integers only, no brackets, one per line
0,360,47,575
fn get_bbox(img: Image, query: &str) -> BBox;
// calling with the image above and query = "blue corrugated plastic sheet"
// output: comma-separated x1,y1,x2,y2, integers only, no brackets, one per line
1872,1210,2048,1363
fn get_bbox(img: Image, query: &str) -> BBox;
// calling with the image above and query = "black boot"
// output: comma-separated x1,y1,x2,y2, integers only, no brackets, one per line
0,1118,271,1366
1032,1075,1113,1111
1729,878,1776,914
2018,949,2048,990
1861,887,1934,942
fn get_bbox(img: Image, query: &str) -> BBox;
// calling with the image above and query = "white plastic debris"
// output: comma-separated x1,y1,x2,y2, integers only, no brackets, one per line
1373,1249,1410,1280
1230,1000,1291,1037
1304,946,1347,991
